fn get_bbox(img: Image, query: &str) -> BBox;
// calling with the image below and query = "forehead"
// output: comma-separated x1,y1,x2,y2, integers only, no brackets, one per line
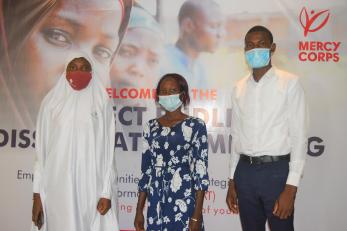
68,57,90,66
194,4,222,24
159,78,179,89
51,0,122,39
245,31,271,43
122,28,164,53
58,0,122,11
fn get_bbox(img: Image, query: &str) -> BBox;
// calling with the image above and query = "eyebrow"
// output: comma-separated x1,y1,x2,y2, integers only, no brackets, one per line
54,11,116,39
160,88,180,91
120,44,139,50
148,49,160,57
53,12,81,30
245,38,266,43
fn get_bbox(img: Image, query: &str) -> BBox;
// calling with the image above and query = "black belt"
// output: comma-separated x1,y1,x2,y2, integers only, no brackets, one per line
240,154,290,165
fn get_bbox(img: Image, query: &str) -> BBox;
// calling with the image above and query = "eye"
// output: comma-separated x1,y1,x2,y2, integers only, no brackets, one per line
259,41,266,47
158,90,167,95
93,45,113,62
67,63,77,71
118,46,136,58
41,28,72,48
169,89,180,94
81,65,91,72
209,22,220,30
148,55,159,66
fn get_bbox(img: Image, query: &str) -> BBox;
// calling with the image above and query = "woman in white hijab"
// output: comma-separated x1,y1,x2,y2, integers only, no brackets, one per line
31,52,119,231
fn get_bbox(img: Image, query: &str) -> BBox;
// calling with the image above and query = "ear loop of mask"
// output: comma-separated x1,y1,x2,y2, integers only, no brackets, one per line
269,43,275,57
179,92,185,105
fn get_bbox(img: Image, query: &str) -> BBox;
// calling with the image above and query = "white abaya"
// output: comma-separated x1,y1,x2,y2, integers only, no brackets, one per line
32,53,119,231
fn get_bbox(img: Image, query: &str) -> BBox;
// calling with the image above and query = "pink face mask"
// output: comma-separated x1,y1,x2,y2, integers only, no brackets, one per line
66,71,92,90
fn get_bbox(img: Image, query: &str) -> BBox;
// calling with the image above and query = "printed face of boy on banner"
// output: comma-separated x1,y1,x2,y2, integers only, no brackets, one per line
111,6,164,91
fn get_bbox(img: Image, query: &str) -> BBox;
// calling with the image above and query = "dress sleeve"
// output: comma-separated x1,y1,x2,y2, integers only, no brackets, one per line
33,101,50,193
138,121,152,192
191,119,209,191
100,100,117,199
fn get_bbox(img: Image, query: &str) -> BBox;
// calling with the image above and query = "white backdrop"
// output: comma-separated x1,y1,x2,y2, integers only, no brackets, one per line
1,0,347,230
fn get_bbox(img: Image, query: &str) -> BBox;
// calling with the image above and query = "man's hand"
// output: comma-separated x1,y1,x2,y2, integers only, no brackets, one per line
273,184,297,219
226,179,239,214
32,193,44,230
134,211,145,231
97,198,111,215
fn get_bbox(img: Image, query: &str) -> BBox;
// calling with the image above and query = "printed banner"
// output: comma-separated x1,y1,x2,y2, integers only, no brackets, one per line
1,0,346,230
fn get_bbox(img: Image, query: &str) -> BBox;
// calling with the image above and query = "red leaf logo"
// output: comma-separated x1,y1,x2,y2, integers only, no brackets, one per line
299,7,330,37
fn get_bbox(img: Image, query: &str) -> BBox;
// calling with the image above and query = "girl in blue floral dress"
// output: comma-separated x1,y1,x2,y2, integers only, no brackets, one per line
134,73,209,231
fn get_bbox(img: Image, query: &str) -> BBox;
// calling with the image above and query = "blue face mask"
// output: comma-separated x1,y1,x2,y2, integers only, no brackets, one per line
158,94,183,112
245,48,271,69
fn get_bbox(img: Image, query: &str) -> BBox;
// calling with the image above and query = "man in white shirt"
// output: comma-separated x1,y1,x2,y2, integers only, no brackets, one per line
226,25,308,231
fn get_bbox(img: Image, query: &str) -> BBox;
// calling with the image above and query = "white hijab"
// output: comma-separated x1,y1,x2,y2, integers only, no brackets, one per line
33,51,119,231
41,52,109,118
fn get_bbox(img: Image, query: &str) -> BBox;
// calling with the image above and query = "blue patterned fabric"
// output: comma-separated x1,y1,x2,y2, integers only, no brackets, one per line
138,117,209,231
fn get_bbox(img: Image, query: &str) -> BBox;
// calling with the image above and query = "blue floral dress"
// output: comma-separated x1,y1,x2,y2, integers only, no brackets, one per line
138,117,209,231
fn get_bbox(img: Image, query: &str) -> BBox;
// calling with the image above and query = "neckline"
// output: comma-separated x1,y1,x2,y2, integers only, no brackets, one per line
249,67,274,84
156,116,191,129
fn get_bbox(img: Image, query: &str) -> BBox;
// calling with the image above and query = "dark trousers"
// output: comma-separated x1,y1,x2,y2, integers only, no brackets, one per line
234,159,294,231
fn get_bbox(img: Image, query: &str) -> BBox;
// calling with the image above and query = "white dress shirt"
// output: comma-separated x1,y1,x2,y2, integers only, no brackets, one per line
229,67,308,186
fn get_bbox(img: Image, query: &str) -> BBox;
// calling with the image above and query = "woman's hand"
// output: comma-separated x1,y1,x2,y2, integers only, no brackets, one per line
32,193,44,229
97,198,111,215
189,190,205,231
189,217,201,231
134,191,147,231
134,211,145,231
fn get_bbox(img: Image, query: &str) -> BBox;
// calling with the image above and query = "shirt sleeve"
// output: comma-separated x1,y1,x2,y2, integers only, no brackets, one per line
191,119,209,191
138,121,152,192
286,79,309,186
229,88,240,179
100,100,117,199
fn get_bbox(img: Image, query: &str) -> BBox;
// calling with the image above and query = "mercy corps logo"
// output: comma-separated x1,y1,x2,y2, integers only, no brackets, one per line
298,7,341,62
299,7,330,37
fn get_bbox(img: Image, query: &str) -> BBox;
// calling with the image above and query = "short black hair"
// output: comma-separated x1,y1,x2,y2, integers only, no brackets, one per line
178,1,196,25
246,25,273,44
178,0,218,25
156,73,190,106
